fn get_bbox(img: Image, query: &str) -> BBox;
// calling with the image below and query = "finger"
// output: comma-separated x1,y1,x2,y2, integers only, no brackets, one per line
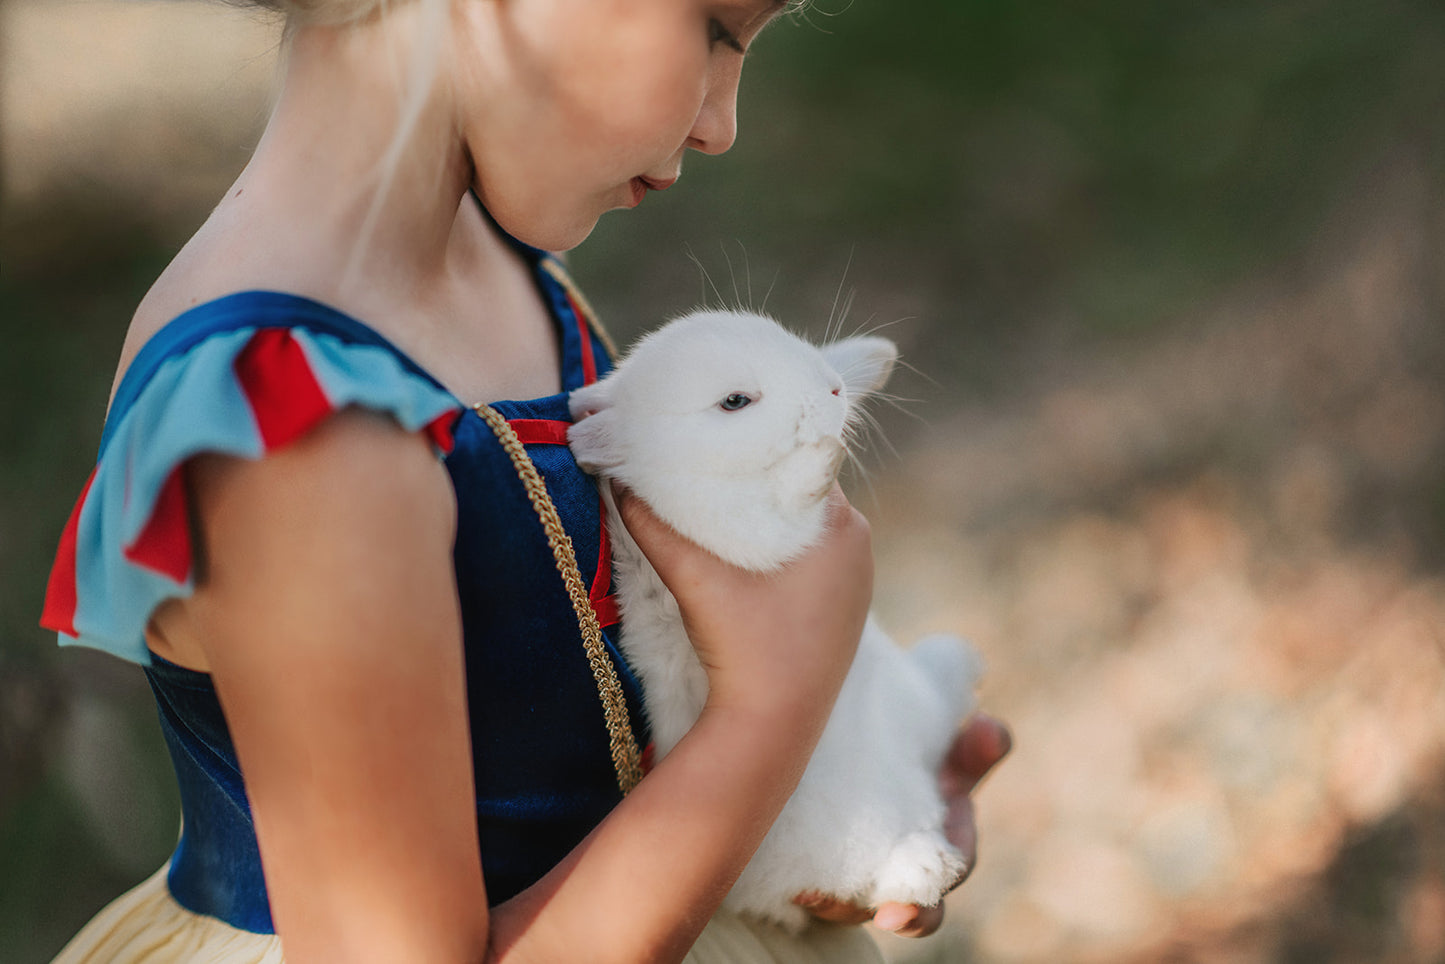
940,713,1013,798
873,901,945,938
611,484,667,547
792,893,874,926
823,485,870,541
941,796,978,889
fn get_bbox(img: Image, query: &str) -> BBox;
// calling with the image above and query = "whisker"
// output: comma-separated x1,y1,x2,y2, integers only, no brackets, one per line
845,314,912,340
796,0,852,35
686,245,726,309
838,290,859,343
721,242,742,311
848,403,901,461
840,446,879,510
890,356,942,392
737,240,755,312
761,266,781,317
870,390,925,419
826,247,855,343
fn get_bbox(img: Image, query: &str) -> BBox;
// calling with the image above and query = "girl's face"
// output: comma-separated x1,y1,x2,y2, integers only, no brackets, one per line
455,0,785,251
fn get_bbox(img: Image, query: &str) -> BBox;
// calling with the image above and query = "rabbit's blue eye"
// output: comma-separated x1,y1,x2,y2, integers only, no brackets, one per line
719,393,753,412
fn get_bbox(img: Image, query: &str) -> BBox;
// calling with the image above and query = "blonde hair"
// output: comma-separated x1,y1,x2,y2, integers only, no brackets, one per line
222,0,392,27
356,0,453,282
226,0,455,279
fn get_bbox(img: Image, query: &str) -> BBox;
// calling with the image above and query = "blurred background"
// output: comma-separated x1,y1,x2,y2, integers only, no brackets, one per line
3,0,1444,960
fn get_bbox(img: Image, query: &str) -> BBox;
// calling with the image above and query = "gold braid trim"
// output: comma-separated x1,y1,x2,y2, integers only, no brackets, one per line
540,258,621,361
472,403,644,795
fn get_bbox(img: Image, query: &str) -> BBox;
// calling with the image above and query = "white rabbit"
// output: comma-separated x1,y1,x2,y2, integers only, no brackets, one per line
567,309,983,931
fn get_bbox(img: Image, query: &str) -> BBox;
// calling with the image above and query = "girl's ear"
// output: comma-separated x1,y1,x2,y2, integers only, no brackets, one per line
567,381,622,473
823,336,898,397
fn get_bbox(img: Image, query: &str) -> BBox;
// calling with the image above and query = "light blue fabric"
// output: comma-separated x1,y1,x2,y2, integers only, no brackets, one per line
64,324,460,666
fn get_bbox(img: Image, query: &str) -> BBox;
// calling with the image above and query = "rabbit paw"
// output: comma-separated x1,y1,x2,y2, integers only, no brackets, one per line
762,900,812,934
869,831,968,908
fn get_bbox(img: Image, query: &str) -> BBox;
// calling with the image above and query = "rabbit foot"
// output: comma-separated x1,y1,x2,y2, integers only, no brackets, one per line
869,831,967,908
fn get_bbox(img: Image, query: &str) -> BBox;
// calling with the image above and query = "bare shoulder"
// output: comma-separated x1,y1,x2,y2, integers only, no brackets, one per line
110,213,262,405
149,407,457,671
191,405,458,594
180,413,485,962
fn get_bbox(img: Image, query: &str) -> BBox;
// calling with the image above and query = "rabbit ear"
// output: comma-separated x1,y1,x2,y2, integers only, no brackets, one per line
568,380,614,420
566,404,623,474
567,381,622,473
823,336,898,397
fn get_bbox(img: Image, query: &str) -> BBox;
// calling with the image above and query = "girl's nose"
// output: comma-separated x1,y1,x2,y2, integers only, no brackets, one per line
688,58,741,156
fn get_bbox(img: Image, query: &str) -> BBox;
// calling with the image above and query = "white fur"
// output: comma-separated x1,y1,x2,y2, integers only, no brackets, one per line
568,309,984,930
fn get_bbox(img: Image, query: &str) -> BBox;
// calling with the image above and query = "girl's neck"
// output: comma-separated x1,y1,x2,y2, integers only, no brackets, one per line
225,12,476,306
127,7,564,405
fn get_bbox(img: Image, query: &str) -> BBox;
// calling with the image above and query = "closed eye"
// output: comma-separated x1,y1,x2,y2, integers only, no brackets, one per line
719,392,755,412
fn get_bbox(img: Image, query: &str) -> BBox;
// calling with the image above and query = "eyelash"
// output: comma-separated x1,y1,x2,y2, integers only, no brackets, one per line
708,17,745,53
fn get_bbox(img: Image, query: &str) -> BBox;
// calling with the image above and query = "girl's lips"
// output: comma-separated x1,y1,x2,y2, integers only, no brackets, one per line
627,175,678,208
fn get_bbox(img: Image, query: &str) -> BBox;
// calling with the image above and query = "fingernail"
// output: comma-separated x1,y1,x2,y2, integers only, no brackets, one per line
873,905,914,932
978,713,1013,760
996,721,1014,759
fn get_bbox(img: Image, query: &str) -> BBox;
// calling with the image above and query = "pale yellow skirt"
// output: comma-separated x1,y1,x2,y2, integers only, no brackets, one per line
53,863,883,963
51,864,284,964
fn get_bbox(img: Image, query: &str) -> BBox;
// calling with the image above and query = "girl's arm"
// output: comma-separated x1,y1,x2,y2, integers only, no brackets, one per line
489,487,873,962
187,410,872,964
188,408,488,964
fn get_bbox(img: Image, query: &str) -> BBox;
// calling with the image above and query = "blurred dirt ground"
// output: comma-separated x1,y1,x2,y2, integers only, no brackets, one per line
3,1,1444,963
867,174,1445,963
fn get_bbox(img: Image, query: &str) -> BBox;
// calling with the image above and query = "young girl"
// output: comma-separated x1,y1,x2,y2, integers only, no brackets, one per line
41,0,1010,960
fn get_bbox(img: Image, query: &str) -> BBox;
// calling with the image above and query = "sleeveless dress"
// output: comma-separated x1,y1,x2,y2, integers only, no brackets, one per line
39,244,883,964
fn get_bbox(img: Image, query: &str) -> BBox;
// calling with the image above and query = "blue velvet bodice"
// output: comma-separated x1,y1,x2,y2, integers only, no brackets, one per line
126,262,647,932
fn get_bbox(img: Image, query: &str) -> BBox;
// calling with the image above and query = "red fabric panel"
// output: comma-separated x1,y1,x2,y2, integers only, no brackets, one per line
508,419,570,446
424,411,459,454
505,418,616,625
591,494,612,603
592,593,619,629
123,465,193,583
234,328,334,451
41,467,97,636
569,294,598,386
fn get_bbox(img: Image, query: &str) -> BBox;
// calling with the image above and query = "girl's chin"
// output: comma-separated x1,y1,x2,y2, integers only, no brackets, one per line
491,206,602,253
550,215,604,252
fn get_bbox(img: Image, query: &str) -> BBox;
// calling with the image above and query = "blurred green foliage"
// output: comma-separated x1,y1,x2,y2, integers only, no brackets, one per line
574,0,1445,374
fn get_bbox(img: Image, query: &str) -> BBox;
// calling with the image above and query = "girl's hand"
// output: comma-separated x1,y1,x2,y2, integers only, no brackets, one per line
490,486,876,961
793,713,1013,937
614,484,873,721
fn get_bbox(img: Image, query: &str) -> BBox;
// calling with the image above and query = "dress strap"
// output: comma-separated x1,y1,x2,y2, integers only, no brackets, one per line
103,291,454,456
472,402,643,795
42,298,463,664
536,258,619,386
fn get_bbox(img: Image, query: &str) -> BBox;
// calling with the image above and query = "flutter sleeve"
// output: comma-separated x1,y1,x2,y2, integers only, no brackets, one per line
41,323,463,665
